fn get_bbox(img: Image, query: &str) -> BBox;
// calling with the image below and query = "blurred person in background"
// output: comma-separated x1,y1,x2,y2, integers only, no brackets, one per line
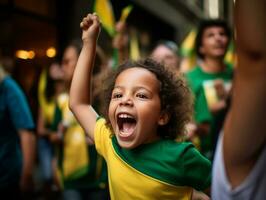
113,20,181,75
50,39,109,200
185,19,234,160
37,61,64,199
150,40,180,75
0,55,36,199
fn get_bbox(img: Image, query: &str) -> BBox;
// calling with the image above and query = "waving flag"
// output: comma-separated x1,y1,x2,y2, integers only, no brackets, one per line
180,29,197,72
94,0,116,37
120,5,133,22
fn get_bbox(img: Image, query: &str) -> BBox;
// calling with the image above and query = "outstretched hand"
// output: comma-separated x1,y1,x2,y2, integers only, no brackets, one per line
113,20,129,50
80,13,101,43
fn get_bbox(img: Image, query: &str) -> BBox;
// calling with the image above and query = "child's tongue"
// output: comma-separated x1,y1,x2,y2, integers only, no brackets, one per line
120,122,135,137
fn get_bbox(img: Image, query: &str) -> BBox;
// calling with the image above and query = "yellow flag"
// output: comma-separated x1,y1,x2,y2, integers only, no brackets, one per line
119,5,133,22
129,29,140,60
224,39,236,66
38,69,56,124
180,29,197,57
94,0,115,37
180,29,197,71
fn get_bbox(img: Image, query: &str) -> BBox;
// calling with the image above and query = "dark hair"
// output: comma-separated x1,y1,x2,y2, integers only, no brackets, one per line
195,19,231,58
102,58,193,139
153,40,179,56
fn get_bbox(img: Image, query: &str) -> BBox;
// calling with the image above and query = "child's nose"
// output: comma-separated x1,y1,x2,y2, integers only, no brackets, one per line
119,95,133,106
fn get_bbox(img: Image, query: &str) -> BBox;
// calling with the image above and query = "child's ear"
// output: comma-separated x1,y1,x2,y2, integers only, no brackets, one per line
158,111,170,126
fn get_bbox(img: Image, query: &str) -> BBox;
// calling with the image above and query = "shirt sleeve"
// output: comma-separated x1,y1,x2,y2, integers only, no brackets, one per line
212,133,266,200
94,117,112,159
6,78,34,130
182,145,212,191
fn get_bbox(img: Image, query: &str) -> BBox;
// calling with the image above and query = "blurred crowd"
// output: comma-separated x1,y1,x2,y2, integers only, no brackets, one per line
1,0,265,199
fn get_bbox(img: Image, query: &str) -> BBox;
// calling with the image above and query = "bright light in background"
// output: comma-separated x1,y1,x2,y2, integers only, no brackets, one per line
28,51,35,59
15,50,35,60
209,0,219,18
46,47,56,58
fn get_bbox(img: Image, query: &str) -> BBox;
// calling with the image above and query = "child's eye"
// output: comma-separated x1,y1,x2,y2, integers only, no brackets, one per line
136,93,148,99
112,93,122,99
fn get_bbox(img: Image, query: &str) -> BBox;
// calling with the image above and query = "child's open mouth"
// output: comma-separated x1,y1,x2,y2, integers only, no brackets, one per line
117,113,136,138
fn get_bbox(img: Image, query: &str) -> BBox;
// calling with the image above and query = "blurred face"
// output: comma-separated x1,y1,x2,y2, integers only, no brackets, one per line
200,26,229,59
62,46,78,82
49,62,63,81
108,67,167,149
151,45,179,72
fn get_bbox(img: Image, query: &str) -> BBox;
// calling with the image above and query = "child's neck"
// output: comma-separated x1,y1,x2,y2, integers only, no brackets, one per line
200,57,225,74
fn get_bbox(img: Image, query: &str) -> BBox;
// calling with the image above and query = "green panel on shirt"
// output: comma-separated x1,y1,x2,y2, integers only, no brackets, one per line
112,137,211,191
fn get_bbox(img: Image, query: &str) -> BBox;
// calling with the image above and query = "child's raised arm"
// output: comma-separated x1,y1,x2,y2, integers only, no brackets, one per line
222,0,266,188
69,13,101,141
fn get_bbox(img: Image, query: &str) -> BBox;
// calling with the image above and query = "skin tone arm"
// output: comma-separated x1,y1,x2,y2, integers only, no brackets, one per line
19,129,36,191
112,21,129,64
37,108,51,137
192,189,210,200
69,13,101,141
223,0,266,188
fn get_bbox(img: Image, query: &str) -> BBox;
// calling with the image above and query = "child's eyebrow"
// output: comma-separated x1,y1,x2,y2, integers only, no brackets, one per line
133,86,152,93
113,86,123,90
113,85,153,94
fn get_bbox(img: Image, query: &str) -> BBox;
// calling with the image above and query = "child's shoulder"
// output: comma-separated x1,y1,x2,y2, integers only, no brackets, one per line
156,140,210,166
139,139,198,160
160,140,197,156
120,139,211,188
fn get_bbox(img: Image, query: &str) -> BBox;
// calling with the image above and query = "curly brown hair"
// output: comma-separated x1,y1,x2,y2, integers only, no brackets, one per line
102,58,193,140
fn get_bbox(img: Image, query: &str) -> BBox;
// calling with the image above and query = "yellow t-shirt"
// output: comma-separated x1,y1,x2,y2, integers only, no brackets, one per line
94,118,211,200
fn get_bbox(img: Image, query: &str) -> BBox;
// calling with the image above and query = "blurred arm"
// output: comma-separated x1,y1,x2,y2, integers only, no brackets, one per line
223,0,266,188
19,129,36,191
112,21,129,64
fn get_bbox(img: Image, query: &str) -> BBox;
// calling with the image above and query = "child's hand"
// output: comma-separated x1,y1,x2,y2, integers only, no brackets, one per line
192,189,210,200
113,20,128,50
80,13,101,43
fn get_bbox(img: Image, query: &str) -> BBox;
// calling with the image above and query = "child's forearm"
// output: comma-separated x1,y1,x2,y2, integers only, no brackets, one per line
70,42,96,108
69,13,100,141
70,13,100,110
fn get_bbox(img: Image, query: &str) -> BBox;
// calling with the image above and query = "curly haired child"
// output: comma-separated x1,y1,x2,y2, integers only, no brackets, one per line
69,13,211,200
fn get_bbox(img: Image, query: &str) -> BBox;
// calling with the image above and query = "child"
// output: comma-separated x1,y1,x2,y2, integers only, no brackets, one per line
70,13,211,199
